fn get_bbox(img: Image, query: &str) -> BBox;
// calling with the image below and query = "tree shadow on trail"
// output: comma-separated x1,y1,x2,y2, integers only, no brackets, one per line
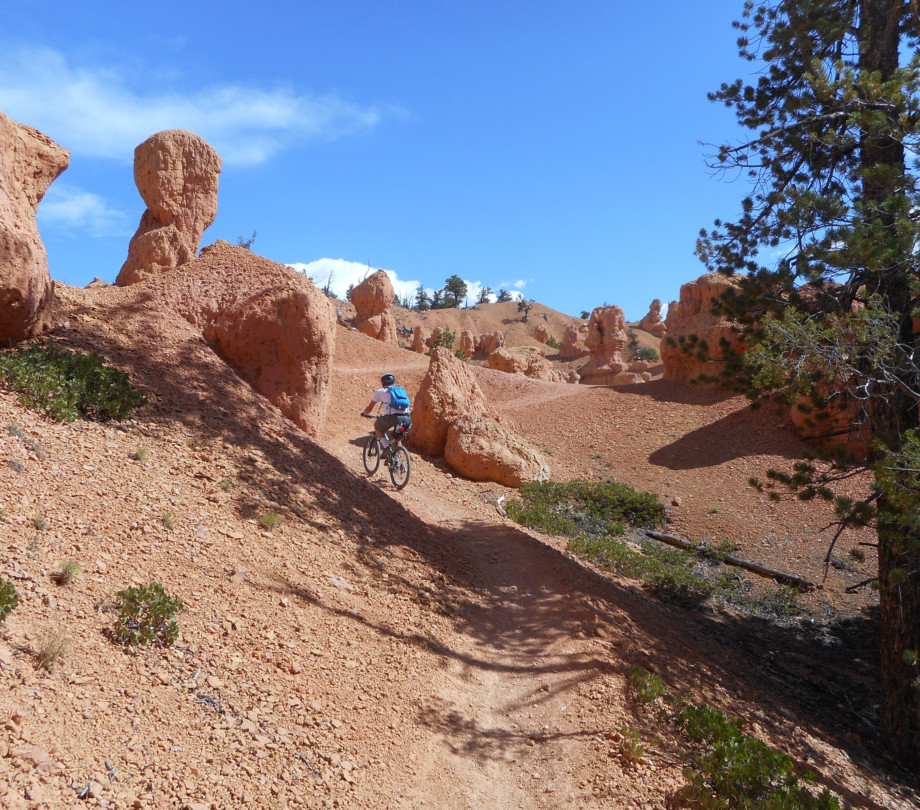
49,293,919,805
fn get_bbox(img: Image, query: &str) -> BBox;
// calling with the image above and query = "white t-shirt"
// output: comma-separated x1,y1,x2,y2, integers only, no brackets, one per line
370,387,409,415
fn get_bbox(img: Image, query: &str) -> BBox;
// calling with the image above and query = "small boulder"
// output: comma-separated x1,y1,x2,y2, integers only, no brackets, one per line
488,346,564,382
117,130,221,286
0,111,70,343
351,270,397,344
445,416,549,488
532,323,549,343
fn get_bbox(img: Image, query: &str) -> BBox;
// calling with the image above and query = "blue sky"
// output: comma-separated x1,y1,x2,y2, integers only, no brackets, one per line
2,0,749,321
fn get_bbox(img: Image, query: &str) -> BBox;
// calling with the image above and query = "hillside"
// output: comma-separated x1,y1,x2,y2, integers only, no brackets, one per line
0,282,916,809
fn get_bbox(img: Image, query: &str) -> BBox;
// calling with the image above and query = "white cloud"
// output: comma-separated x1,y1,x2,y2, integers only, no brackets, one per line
289,259,513,307
37,183,130,237
0,47,397,165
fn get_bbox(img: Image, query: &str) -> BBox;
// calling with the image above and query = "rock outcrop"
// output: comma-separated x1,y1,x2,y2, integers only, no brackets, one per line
411,326,429,353
409,348,500,457
350,270,398,344
661,272,744,386
116,130,222,286
578,306,629,384
476,331,504,355
0,112,69,344
532,324,549,343
445,416,549,488
488,346,565,383
560,324,588,360
459,329,475,356
638,299,667,338
148,240,336,436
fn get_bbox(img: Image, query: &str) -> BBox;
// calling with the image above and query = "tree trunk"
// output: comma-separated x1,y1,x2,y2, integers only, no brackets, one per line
878,511,920,769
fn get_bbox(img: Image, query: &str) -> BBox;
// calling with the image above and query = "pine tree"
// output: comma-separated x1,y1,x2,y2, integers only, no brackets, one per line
431,289,444,310
478,287,493,304
414,286,431,311
700,0,920,769
442,275,468,309
497,289,513,303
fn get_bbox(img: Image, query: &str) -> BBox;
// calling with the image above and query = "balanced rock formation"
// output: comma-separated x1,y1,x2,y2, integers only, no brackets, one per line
411,326,428,353
445,416,549,488
532,323,549,343
117,130,222,286
459,329,475,356
0,112,70,344
488,346,565,383
661,272,744,386
350,270,398,344
476,331,504,355
148,240,336,436
409,348,500,456
638,299,667,338
560,324,588,360
578,306,630,384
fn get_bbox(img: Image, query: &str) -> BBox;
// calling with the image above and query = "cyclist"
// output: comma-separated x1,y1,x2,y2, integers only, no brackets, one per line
361,373,411,456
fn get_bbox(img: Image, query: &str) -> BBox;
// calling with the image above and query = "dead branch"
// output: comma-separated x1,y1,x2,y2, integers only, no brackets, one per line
644,530,822,591
845,577,878,594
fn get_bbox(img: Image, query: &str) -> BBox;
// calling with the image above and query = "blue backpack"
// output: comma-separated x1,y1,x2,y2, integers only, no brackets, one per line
387,385,411,411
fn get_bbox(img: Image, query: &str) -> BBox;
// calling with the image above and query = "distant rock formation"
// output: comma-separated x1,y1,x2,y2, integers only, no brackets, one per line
148,240,336,437
488,346,565,383
0,111,69,344
459,329,475,356
445,416,549,488
559,324,588,360
350,270,398,345
411,326,429,353
409,348,501,456
638,299,667,338
661,272,744,386
476,331,504,355
117,130,221,286
578,306,652,385
532,323,549,343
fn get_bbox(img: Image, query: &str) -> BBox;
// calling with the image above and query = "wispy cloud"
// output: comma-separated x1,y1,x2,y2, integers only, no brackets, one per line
0,47,399,165
37,183,130,237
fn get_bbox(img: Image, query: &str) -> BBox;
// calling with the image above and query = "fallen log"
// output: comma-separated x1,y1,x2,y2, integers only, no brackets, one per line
643,529,821,591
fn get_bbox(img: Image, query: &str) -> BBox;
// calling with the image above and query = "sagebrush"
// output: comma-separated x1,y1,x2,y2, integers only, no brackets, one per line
113,583,183,646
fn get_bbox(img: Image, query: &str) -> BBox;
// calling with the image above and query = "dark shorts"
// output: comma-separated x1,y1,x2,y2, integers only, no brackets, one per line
374,414,400,434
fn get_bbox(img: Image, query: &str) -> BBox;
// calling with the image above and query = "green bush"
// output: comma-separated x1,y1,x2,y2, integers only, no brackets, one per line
0,579,19,622
260,511,281,531
635,345,659,363
545,336,562,350
113,583,183,646
628,665,669,704
618,724,645,763
0,344,146,422
430,329,456,351
677,703,839,809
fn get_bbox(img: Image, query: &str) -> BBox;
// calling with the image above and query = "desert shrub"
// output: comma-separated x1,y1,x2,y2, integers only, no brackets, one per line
618,725,645,763
677,703,839,809
52,559,81,586
454,347,469,361
635,345,659,363
628,665,669,704
430,329,456,351
160,510,175,530
0,579,19,622
36,629,69,671
545,336,562,350
220,478,234,492
131,448,148,462
113,583,183,646
0,344,146,422
260,511,281,531
505,479,665,538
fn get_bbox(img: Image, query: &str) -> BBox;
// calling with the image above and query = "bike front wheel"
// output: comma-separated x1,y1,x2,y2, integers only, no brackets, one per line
362,435,381,474
388,446,411,490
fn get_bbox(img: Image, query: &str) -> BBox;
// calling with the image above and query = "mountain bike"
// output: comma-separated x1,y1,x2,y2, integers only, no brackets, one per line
361,414,412,490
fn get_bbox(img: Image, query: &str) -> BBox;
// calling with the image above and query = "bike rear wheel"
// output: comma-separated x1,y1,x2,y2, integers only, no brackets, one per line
362,435,381,474
388,446,411,489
